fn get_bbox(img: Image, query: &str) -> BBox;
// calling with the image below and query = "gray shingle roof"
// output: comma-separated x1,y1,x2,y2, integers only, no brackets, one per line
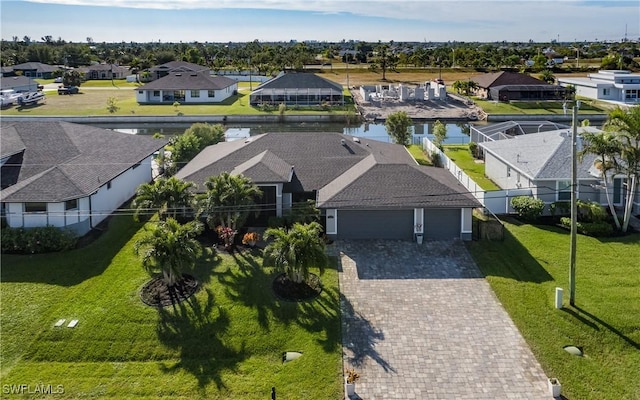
10,62,58,73
231,150,293,183
1,121,168,202
479,128,600,180
255,72,343,91
136,72,236,91
176,132,479,209
149,61,209,73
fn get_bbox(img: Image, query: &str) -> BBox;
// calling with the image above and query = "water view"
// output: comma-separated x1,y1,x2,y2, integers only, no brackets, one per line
90,121,483,145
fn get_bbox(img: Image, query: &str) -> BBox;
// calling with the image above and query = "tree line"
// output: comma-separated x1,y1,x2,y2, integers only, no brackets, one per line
2,37,638,74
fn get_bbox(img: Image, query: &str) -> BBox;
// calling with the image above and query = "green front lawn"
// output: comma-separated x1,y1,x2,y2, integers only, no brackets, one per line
1,216,342,399
467,220,640,400
442,144,500,190
473,98,605,115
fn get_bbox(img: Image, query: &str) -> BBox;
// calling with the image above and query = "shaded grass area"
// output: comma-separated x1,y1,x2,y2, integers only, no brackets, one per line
467,220,640,400
407,144,433,166
442,144,500,190
1,216,342,399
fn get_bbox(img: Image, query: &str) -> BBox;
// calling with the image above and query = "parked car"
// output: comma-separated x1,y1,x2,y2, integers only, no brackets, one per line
54,77,63,83
58,86,79,95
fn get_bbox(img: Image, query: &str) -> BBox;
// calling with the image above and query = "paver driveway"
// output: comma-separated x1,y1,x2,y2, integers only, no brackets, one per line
334,240,550,400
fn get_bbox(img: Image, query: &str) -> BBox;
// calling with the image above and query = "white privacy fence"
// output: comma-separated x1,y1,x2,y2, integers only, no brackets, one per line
422,138,532,215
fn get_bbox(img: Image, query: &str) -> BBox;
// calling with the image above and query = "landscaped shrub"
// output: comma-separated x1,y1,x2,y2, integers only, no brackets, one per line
510,196,545,221
468,141,478,158
430,150,443,167
560,218,614,237
549,201,571,216
577,200,607,222
1,226,77,254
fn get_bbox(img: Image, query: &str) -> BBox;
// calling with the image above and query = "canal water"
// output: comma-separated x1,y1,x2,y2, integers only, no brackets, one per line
89,121,485,145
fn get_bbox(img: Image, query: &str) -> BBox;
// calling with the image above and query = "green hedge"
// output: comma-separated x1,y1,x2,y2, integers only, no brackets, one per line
560,218,614,237
510,196,545,221
1,226,77,254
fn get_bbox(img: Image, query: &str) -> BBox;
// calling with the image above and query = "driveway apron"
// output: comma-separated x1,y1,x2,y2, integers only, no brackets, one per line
333,240,550,399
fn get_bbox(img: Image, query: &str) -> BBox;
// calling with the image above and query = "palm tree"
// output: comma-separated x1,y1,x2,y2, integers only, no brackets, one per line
134,218,203,286
263,222,327,284
579,130,622,230
198,172,262,233
132,176,195,221
603,106,640,232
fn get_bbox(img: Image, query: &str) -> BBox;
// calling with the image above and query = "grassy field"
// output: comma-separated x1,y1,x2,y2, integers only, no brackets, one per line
467,220,640,400
442,144,500,190
0,216,343,399
2,85,355,117
3,68,603,118
407,144,433,166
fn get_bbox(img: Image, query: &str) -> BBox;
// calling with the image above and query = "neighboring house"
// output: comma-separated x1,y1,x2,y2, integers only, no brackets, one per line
1,66,13,77
558,70,640,104
81,64,129,80
176,132,479,241
249,72,344,106
1,121,168,236
471,71,566,101
478,127,623,206
148,61,210,81
135,72,237,104
8,62,59,79
0,76,39,93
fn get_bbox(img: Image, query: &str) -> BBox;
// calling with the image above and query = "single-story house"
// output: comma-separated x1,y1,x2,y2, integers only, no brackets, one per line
558,70,640,104
148,61,210,81
478,127,630,207
471,71,566,101
135,72,237,104
8,62,59,79
1,121,168,236
0,76,39,93
81,64,130,80
176,132,479,241
249,72,344,106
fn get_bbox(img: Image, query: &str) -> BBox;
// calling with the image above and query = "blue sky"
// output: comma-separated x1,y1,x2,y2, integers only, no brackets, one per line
1,1,637,43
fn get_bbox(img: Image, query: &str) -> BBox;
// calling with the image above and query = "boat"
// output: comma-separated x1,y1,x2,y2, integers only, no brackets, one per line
17,91,46,107
0,89,23,107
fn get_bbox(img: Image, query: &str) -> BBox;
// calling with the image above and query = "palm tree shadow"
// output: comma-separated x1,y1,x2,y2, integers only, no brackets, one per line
219,250,342,352
156,288,247,392
564,305,640,350
341,294,395,373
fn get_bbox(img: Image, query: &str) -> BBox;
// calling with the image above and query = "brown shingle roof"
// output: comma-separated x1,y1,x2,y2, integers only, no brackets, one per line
471,71,546,89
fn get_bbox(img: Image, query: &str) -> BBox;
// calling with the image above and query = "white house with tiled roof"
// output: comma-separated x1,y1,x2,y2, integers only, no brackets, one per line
1,121,168,235
135,72,237,104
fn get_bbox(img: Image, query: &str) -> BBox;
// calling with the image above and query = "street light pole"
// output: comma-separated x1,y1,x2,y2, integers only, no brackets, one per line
569,100,580,306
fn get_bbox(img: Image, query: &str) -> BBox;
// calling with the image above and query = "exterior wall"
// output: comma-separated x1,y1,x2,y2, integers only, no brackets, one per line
4,197,92,235
484,153,531,189
461,208,473,241
136,84,237,104
90,156,154,228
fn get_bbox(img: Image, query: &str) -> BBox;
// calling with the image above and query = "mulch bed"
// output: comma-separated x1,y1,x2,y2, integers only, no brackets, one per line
140,274,199,307
272,273,322,302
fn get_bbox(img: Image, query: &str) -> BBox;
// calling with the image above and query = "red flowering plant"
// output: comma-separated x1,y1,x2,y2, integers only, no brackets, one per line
216,226,237,248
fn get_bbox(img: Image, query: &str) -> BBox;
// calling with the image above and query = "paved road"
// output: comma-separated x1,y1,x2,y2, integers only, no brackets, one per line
333,240,550,400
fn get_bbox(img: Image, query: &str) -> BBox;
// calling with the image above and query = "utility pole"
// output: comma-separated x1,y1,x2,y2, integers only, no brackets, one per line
569,101,580,306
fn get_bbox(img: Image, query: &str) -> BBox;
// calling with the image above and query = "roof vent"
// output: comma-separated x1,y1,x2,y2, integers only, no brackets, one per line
353,137,361,143
341,139,346,146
